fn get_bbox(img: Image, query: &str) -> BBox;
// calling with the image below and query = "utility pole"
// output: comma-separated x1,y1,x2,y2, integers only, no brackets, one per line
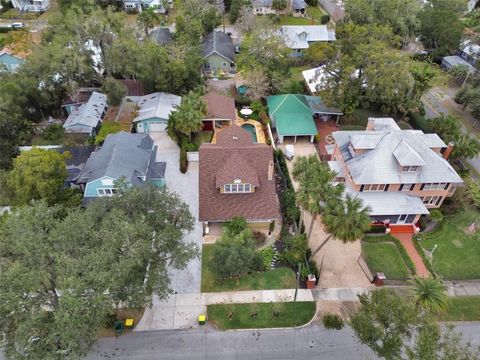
294,263,302,302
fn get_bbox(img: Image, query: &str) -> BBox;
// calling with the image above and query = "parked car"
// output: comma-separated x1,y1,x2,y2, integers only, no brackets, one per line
11,22,24,29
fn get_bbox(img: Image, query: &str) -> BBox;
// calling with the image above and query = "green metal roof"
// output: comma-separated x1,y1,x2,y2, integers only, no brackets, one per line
275,113,318,136
267,94,312,117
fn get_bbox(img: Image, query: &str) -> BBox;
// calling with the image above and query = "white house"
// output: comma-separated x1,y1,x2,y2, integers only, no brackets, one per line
11,0,50,12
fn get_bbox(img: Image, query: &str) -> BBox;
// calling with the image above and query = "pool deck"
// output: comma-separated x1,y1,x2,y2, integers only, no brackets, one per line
211,118,267,144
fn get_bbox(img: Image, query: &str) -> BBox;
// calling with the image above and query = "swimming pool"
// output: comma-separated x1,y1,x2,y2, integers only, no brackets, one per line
241,123,258,143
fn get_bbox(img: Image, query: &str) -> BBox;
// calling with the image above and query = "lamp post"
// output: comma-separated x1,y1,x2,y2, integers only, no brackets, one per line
294,263,302,302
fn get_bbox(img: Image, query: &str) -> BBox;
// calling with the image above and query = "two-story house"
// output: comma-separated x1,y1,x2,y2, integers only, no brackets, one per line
75,131,166,206
328,118,463,233
199,125,280,234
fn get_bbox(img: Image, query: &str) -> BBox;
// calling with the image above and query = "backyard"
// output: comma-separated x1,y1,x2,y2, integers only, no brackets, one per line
201,244,297,292
422,207,480,280
207,302,316,330
362,235,414,280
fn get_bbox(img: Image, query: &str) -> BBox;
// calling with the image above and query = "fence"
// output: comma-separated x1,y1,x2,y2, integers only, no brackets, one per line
319,0,345,22
357,254,374,283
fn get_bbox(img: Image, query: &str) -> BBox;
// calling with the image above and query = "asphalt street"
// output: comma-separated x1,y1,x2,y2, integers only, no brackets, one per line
85,323,480,360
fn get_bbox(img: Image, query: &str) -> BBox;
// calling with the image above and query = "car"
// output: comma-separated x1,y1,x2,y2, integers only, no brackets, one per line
234,44,240,54
11,22,24,29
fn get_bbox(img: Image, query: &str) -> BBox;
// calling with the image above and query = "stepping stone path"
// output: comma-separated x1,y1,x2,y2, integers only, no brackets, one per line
271,245,280,269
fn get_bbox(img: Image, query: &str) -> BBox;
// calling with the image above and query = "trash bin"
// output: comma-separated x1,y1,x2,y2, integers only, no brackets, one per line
373,272,386,287
198,314,206,325
306,274,316,289
114,321,124,336
125,318,134,328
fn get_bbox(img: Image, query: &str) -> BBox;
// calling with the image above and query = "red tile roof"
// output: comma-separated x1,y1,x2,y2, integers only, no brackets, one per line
202,92,236,121
199,125,280,222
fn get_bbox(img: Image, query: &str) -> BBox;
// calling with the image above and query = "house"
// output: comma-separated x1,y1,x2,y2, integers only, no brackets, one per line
279,25,336,54
199,125,280,232
130,92,181,134
202,31,236,75
292,0,307,14
0,50,25,73
267,94,342,143
124,0,141,12
11,0,50,12
63,91,108,135
251,0,275,14
329,117,463,233
150,28,172,46
458,40,480,67
201,92,237,131
143,0,173,13
61,87,100,115
75,131,166,206
440,56,476,73
302,66,329,94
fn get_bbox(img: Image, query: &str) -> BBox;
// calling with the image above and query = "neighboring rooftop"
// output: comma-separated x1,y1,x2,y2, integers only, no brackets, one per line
203,92,237,120
292,0,307,9
442,55,476,73
251,0,273,6
130,92,181,123
76,131,165,187
199,125,280,222
63,91,108,133
150,28,172,45
280,25,336,49
202,31,235,62
0,50,25,72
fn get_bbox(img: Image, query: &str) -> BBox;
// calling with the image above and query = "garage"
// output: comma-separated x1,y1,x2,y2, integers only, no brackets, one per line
148,121,167,133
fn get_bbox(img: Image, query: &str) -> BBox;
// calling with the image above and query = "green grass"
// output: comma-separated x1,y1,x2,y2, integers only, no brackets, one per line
201,244,297,292
362,242,410,280
438,296,480,321
278,16,312,25
306,6,326,20
422,207,480,280
289,65,310,82
207,302,316,329
192,131,213,148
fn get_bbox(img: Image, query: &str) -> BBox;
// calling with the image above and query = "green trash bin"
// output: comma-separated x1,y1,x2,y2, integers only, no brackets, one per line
114,321,124,335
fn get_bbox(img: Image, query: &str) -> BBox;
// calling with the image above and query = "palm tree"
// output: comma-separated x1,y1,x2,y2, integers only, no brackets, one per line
311,193,371,257
292,155,344,242
168,91,206,141
408,277,450,313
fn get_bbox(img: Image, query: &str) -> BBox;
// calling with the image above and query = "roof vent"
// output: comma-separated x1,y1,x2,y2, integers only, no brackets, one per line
233,136,238,140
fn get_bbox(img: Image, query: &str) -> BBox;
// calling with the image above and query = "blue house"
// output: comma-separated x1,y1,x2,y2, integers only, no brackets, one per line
0,51,25,73
75,131,166,206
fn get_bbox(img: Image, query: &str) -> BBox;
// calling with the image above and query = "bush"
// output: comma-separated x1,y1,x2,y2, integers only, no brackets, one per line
95,122,122,145
281,189,300,225
224,217,247,237
308,260,319,281
275,150,294,190
429,209,444,223
409,112,432,133
42,124,64,142
252,230,267,247
101,77,127,106
322,314,343,330
282,234,309,268
442,186,466,215
320,14,330,24
259,247,274,270
367,225,386,234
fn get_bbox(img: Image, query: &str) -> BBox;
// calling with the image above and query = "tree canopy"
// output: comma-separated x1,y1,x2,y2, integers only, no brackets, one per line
0,185,197,359
167,90,206,141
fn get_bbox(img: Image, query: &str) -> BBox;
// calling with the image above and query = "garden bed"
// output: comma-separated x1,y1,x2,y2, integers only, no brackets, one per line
201,244,297,292
422,207,480,280
207,302,316,330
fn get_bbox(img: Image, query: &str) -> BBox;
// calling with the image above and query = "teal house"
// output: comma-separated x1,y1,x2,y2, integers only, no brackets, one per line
202,31,236,75
0,51,25,73
267,94,342,143
75,131,166,206
131,92,181,133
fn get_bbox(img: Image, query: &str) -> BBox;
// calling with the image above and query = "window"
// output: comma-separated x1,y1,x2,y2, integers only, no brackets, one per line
223,183,253,193
97,188,117,197
362,184,386,192
400,184,415,191
401,166,419,172
222,62,228,67
398,214,409,224
422,196,442,205
422,183,448,190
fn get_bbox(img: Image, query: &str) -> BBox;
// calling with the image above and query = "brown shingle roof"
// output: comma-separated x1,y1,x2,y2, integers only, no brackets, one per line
199,125,280,222
202,92,236,121
215,152,260,188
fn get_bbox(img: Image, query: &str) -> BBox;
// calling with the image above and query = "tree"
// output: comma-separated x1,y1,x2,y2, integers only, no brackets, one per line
351,288,480,360
408,277,450,313
7,148,69,205
229,0,245,23
272,0,287,11
292,155,344,241
345,0,421,46
137,7,159,38
304,42,337,66
312,193,371,256
419,0,464,58
167,90,206,141
0,186,197,359
101,76,127,106
208,226,259,280
449,64,470,84
244,69,270,99
428,115,480,159
466,178,480,208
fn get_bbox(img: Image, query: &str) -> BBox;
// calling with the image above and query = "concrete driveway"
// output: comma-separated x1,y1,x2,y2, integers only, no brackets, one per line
136,132,204,331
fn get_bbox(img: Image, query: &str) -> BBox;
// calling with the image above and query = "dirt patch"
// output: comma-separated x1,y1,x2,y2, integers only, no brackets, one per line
316,300,361,321
452,239,464,248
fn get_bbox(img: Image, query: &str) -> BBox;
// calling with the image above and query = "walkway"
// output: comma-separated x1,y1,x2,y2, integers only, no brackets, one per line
391,233,430,278
445,281,480,297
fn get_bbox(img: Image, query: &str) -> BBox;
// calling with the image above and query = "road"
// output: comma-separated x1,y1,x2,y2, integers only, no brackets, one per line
85,323,480,360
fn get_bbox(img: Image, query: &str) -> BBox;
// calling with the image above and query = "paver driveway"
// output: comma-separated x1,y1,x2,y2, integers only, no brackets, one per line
135,132,204,331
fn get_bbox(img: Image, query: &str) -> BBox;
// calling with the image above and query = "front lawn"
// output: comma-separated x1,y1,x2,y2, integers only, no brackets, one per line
438,296,480,322
278,16,312,25
362,241,410,280
201,244,297,292
306,6,326,20
422,207,480,280
207,302,316,330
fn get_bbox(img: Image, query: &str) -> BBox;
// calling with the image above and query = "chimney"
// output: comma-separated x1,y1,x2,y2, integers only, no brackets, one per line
443,142,454,160
268,160,274,181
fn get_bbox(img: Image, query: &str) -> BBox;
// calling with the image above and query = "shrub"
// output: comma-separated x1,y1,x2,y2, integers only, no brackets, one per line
101,77,127,106
409,112,432,133
322,314,343,330
281,189,300,225
368,225,386,234
320,14,330,24
95,123,122,145
224,217,247,237
252,230,267,247
442,186,466,215
308,260,319,281
282,234,308,268
259,247,274,270
429,209,444,223
275,150,294,190
42,124,64,142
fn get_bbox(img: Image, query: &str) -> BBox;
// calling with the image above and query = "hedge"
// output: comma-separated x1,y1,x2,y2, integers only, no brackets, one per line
274,149,294,190
363,235,416,275
409,112,432,133
413,234,437,278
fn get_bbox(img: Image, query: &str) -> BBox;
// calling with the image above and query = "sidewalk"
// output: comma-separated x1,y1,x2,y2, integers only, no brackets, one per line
445,281,480,297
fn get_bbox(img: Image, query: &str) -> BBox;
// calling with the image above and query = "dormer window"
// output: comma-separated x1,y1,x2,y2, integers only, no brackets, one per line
223,183,252,193
401,166,419,172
